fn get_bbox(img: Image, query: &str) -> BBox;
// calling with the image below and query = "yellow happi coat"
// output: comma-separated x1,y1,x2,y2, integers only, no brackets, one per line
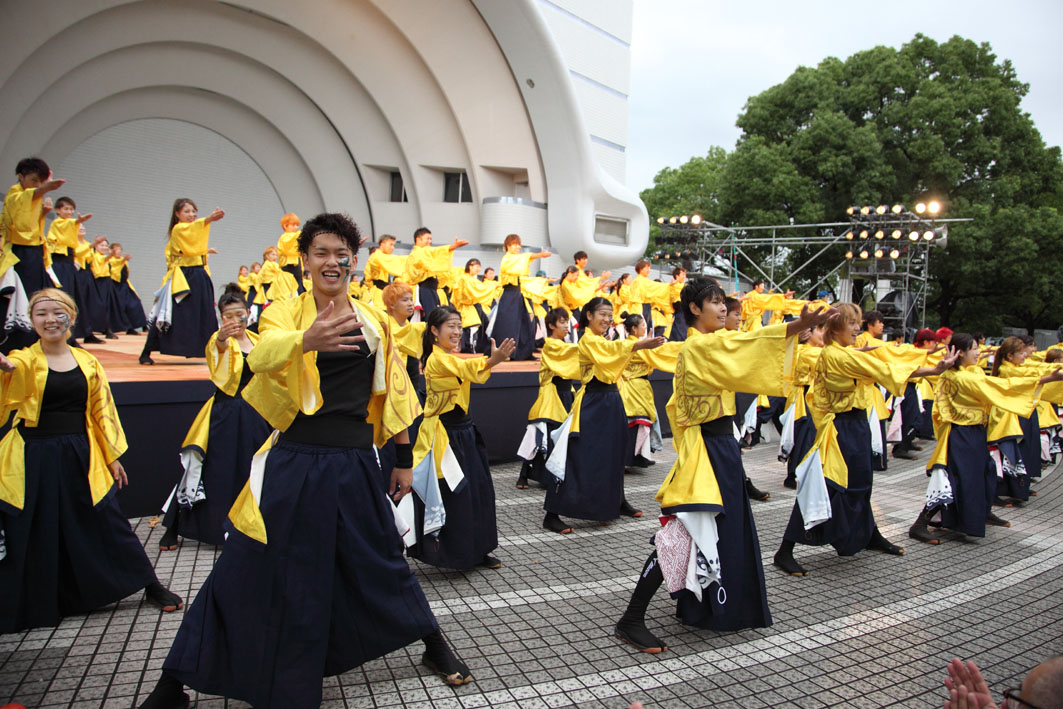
926,366,1041,471
162,218,211,297
0,183,46,277
620,337,683,422
253,260,300,305
801,343,918,488
451,273,500,328
0,344,127,512
404,244,454,305
526,338,580,424
566,332,638,434
740,291,790,331
228,293,420,544
179,330,261,457
412,347,492,479
363,249,408,306
784,343,823,420
276,230,301,269
656,324,795,514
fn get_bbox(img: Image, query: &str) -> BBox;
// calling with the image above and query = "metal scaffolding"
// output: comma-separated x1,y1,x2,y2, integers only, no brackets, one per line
653,210,971,332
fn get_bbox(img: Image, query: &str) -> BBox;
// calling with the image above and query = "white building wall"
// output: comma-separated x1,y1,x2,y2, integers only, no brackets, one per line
55,119,285,313
535,0,633,184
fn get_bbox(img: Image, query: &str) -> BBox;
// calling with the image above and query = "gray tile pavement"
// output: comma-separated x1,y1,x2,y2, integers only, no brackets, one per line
2,437,1061,708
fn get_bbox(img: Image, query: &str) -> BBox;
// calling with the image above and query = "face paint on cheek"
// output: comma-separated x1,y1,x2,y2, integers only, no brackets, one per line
338,256,351,278
56,313,70,329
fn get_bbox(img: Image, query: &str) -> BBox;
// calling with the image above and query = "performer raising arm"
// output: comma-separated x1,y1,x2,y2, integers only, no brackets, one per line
141,213,471,709
614,278,834,653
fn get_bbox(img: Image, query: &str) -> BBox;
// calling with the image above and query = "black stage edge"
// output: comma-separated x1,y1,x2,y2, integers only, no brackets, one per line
110,372,676,518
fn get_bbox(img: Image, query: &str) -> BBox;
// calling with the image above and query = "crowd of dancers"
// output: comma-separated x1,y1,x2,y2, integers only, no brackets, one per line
2,157,1062,708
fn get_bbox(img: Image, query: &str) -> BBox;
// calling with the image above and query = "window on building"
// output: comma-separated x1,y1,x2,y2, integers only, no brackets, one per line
389,171,408,203
443,171,472,203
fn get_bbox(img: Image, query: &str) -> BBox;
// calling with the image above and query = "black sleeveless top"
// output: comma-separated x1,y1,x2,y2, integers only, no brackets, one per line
281,333,375,448
21,366,87,437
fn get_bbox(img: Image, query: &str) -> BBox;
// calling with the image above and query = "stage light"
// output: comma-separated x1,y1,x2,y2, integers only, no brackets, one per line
691,214,702,225
860,206,871,215
657,217,665,224
845,250,854,259
846,206,855,215
859,249,869,259
889,249,900,259
874,230,884,239
915,202,927,214
876,205,887,215
923,230,934,240
891,204,903,214
669,217,677,224
859,230,869,239
845,231,854,240
874,248,884,258
927,200,941,214
680,215,689,224
891,229,902,239
908,231,920,241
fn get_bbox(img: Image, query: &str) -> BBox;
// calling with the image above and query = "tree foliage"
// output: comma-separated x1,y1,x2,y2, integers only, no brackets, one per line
641,33,1063,332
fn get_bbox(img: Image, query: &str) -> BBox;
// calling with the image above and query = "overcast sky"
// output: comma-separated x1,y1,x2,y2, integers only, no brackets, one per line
625,0,1063,193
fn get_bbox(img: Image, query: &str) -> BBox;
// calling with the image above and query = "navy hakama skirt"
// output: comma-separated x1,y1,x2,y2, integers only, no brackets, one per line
94,277,128,332
674,424,772,632
163,395,271,546
918,399,935,439
668,304,687,342
786,413,816,482
1020,410,1041,480
116,278,147,330
544,387,626,521
0,433,156,633
931,424,996,537
409,419,498,570
899,383,923,443
164,440,437,709
50,257,93,338
783,409,877,556
158,265,216,357
78,270,106,334
521,379,574,486
490,284,536,361
417,277,441,319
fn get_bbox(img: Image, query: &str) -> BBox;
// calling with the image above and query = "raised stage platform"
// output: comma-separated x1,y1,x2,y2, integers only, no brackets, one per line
86,334,676,518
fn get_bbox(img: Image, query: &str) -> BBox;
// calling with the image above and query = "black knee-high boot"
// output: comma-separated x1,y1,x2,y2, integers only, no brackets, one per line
615,551,666,653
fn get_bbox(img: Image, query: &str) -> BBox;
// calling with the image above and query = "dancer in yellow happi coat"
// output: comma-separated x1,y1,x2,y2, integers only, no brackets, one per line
144,213,474,709
613,278,833,653
516,307,580,492
157,283,272,550
907,333,1062,545
363,234,407,307
542,297,666,533
404,227,467,317
0,289,183,634
618,312,682,468
774,303,955,577
408,305,514,571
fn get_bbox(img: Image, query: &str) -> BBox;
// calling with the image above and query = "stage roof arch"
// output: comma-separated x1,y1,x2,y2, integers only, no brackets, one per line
0,0,647,285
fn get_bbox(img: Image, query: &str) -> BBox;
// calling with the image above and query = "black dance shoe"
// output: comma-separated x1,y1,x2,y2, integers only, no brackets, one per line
745,478,770,501
542,513,574,534
615,617,667,654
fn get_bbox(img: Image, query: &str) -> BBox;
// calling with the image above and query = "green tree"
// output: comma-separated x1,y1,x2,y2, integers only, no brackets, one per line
711,33,1063,330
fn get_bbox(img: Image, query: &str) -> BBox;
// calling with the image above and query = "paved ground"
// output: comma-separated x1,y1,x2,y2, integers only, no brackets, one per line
2,435,1061,708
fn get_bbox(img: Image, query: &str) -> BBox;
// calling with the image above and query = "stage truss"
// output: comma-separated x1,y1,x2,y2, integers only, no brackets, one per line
653,210,972,332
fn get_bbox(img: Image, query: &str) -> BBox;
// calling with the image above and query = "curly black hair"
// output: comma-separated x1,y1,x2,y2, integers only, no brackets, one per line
298,213,363,255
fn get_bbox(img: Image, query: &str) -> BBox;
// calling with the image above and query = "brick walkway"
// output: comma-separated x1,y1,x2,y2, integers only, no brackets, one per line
2,438,1060,708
